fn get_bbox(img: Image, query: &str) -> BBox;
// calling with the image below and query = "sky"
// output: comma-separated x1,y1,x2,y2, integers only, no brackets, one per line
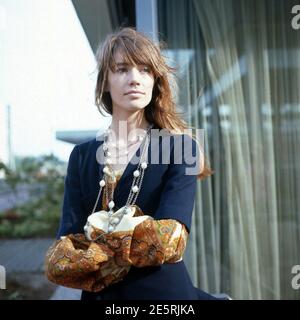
0,0,110,163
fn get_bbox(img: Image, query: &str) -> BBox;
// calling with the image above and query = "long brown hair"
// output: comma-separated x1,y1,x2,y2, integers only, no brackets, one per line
94,27,213,179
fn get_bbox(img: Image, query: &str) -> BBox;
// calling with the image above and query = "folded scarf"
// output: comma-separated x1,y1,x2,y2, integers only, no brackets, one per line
45,205,188,292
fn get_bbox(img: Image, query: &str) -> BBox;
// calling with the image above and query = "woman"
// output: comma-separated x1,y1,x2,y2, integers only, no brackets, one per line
53,27,215,300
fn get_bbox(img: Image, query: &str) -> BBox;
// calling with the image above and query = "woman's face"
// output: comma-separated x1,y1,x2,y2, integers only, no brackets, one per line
106,50,155,113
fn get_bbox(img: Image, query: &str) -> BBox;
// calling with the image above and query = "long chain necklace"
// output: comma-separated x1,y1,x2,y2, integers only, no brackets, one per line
89,123,153,233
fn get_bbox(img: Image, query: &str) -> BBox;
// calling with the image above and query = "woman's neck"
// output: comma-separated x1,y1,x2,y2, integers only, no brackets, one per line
109,111,150,143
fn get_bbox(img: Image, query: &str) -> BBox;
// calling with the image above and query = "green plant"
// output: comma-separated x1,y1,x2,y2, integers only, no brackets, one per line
0,160,20,191
0,154,67,238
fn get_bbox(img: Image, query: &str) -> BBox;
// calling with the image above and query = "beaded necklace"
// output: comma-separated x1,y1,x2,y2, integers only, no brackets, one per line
89,123,153,233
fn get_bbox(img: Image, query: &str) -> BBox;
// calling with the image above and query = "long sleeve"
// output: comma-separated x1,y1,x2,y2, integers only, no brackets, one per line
154,134,200,233
57,145,86,239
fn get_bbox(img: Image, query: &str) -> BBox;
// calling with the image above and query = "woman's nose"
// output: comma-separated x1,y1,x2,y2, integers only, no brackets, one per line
128,68,141,85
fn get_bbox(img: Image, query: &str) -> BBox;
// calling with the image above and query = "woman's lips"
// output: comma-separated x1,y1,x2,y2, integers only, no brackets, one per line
127,92,144,95
125,91,145,95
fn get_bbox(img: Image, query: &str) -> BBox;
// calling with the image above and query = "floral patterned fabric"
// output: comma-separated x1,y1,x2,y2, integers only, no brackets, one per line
45,217,188,292
45,233,130,292
45,171,188,292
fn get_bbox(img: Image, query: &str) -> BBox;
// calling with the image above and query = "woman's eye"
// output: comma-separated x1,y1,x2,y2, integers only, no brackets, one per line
117,67,127,73
116,66,151,74
142,66,151,73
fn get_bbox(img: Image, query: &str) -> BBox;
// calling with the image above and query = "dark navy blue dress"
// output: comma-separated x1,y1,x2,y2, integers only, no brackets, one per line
57,125,216,300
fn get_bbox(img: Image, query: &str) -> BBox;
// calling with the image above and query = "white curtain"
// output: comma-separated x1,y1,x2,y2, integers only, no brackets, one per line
158,0,300,299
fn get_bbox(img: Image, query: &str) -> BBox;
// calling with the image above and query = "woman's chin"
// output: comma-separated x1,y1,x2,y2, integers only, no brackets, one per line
124,103,148,111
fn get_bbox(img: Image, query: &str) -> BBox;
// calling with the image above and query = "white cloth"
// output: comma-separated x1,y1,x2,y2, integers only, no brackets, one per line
83,206,152,240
